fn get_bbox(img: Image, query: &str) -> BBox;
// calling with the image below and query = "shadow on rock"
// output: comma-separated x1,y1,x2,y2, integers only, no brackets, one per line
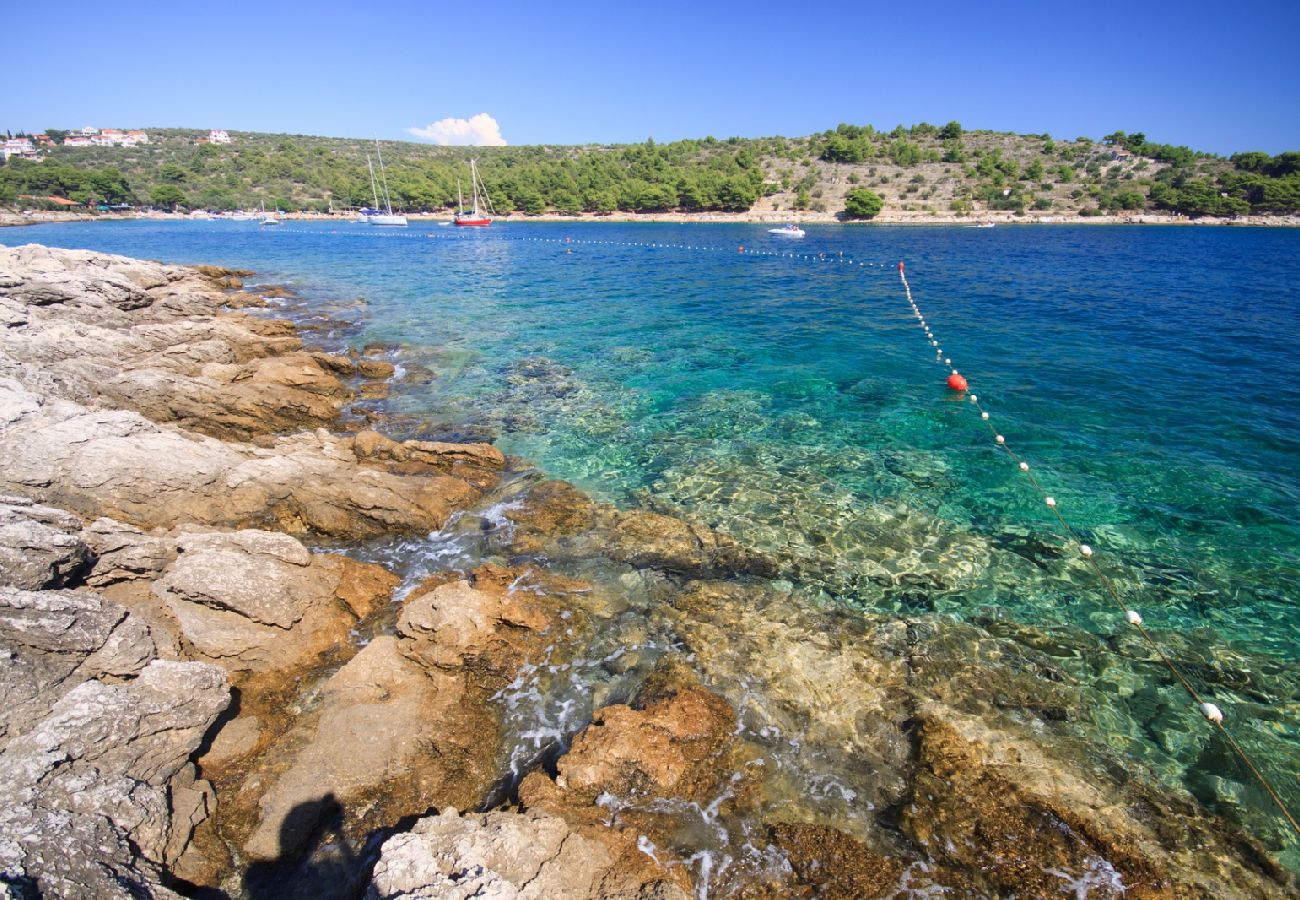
243,794,363,900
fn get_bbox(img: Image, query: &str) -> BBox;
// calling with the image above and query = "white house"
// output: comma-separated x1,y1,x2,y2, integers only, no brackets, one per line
63,136,94,147
2,138,38,161
208,129,232,144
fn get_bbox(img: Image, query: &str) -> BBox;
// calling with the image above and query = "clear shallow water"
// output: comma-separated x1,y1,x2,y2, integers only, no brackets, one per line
11,219,1300,863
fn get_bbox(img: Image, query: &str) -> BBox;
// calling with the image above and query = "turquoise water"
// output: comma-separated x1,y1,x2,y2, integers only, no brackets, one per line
10,220,1300,852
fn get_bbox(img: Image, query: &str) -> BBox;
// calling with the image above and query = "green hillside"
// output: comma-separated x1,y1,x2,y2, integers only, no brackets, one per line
2,124,1297,218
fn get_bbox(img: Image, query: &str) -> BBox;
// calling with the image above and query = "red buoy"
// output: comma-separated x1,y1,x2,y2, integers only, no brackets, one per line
947,373,969,391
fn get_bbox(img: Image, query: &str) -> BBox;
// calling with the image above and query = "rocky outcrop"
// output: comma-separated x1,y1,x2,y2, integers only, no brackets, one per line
0,244,367,439
233,564,567,866
0,586,157,741
367,807,689,900
0,496,91,589
0,659,229,898
154,529,397,678
0,382,489,538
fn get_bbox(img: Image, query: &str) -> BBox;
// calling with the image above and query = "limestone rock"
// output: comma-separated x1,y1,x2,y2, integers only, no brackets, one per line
0,496,90,589
239,636,483,861
0,659,229,897
0,393,484,539
367,807,689,900
0,586,157,741
397,575,551,673
153,530,394,676
84,516,176,586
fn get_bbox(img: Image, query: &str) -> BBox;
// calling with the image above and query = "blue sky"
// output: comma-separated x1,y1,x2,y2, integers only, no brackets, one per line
4,0,1297,154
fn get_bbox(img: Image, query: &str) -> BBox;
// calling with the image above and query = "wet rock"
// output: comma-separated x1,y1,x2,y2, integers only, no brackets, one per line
767,823,908,898
236,564,565,866
153,529,396,678
0,586,157,741
238,636,481,862
505,479,777,579
900,704,1294,898
367,807,690,900
0,659,229,897
0,495,91,589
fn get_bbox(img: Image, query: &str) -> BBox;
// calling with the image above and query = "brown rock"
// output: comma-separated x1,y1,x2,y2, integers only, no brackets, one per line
151,530,394,679
768,823,907,899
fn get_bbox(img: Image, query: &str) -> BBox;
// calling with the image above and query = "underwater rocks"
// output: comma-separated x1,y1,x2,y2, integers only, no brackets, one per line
506,479,778,580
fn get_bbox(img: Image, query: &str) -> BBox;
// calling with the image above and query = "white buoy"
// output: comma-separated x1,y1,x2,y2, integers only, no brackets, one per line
1200,702,1224,724
1045,497,1056,507
1125,609,1142,625
1080,544,1093,557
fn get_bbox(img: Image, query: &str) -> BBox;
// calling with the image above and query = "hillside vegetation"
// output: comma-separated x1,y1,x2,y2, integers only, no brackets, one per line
2,124,1297,219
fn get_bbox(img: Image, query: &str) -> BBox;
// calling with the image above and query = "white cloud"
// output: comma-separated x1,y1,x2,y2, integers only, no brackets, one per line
406,113,507,146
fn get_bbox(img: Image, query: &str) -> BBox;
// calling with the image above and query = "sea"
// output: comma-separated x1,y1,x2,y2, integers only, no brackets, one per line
10,219,1299,874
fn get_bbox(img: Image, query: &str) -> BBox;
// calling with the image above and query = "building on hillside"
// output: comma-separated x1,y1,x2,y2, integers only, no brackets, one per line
127,130,149,144
79,126,99,136
63,136,94,147
2,139,40,161
33,134,55,147
100,129,125,141
91,135,117,147
1110,147,1134,162
208,129,232,144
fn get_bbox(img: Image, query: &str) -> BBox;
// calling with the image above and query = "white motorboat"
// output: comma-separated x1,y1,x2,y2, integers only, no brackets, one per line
768,223,805,237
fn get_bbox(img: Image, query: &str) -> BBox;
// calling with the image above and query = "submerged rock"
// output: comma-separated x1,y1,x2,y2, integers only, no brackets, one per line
506,479,777,579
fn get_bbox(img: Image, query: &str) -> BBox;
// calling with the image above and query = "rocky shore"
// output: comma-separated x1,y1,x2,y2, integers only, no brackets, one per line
0,243,1293,898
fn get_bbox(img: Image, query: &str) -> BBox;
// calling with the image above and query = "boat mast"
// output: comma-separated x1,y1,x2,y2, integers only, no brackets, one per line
457,178,464,216
374,140,395,215
366,155,380,210
469,159,480,216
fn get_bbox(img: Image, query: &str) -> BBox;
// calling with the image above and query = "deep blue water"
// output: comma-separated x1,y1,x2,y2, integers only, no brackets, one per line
9,219,1300,848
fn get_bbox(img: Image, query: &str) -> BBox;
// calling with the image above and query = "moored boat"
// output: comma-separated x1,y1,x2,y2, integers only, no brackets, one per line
453,159,495,227
369,142,407,226
768,223,805,237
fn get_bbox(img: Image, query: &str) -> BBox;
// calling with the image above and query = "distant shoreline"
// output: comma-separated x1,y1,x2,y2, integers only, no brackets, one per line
4,209,1299,228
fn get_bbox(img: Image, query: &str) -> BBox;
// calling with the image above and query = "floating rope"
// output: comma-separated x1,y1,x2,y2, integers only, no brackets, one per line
896,260,1300,843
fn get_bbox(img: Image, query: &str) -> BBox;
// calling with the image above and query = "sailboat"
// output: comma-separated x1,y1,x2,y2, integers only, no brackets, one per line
368,140,408,227
453,159,494,227
356,155,380,224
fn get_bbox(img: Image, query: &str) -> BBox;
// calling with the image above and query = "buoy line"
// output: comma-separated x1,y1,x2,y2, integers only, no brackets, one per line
895,261,1300,843
265,225,901,272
